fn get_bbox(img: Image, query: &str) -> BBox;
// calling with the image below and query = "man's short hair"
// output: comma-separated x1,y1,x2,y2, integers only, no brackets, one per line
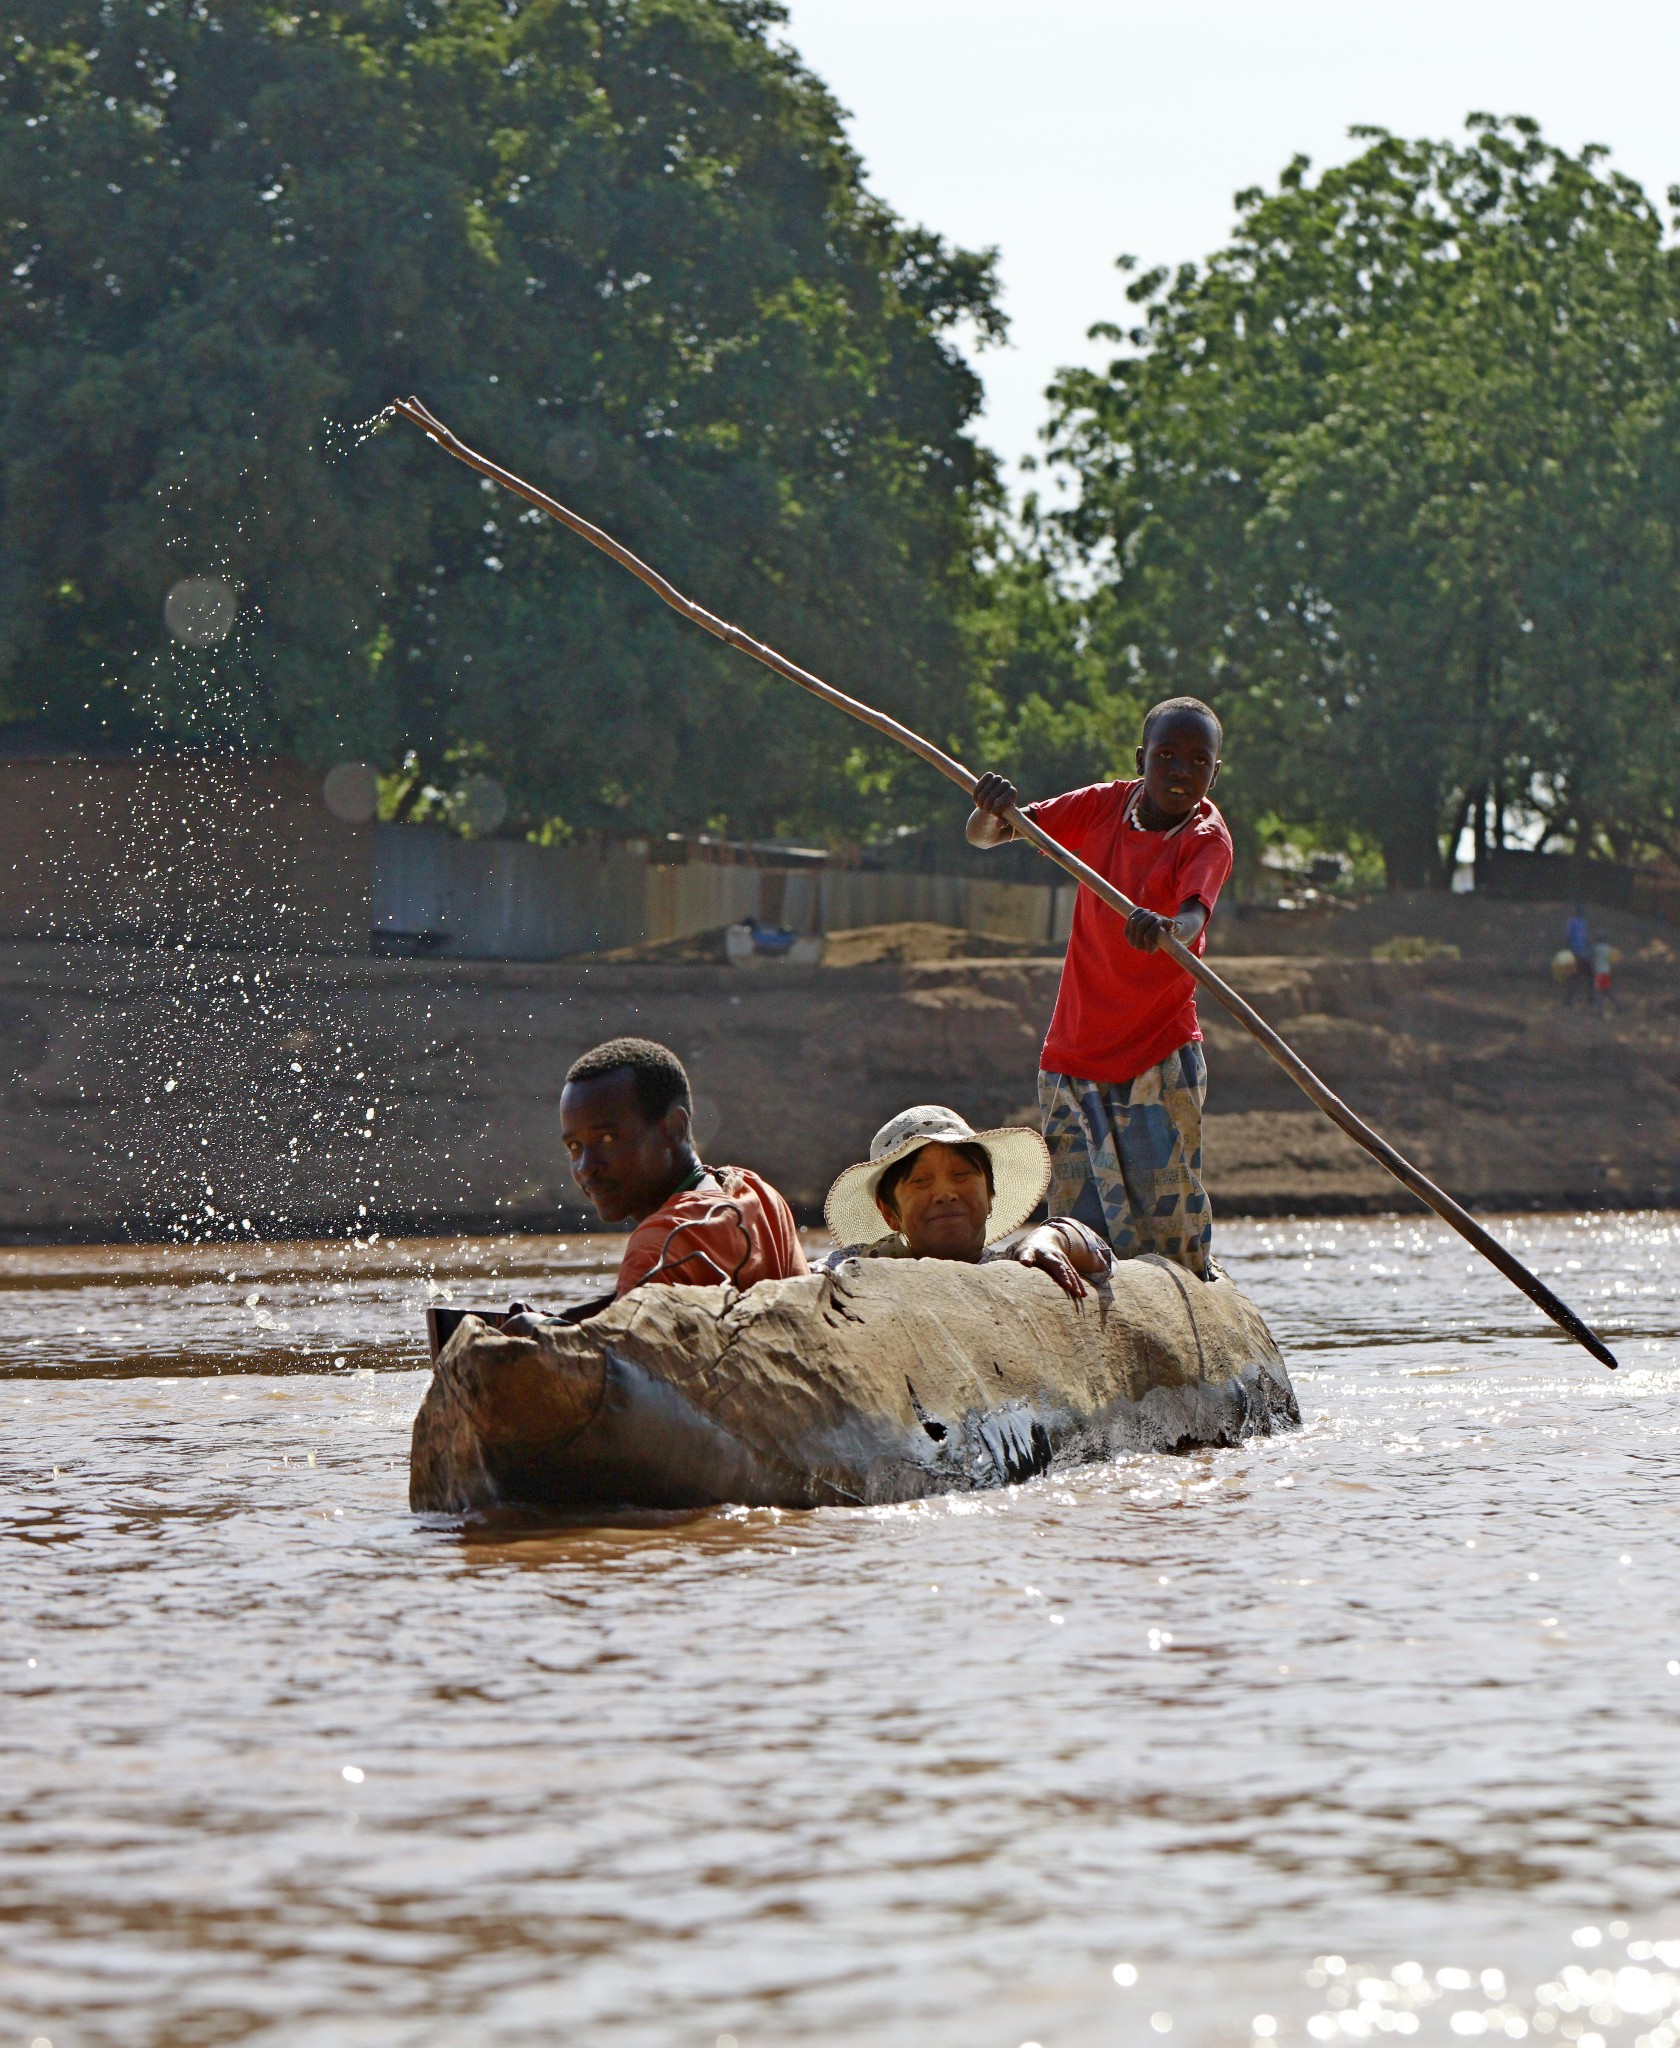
563,1037,692,1123
1141,695,1223,749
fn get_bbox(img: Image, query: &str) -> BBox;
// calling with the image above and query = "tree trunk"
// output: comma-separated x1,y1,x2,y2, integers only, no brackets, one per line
1439,784,1479,888
388,760,436,824
1470,782,1491,889
1379,786,1443,890
1571,811,1598,897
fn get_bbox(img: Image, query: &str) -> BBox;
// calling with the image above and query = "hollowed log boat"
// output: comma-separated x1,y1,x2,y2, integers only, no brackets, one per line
409,1254,1297,1514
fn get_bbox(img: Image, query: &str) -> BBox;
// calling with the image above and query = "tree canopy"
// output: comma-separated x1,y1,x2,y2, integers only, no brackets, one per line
0,0,1003,840
11,49,1680,886
1046,117,1680,885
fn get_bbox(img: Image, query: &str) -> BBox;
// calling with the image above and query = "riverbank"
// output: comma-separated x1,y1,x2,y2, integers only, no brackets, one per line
2,891,1676,1238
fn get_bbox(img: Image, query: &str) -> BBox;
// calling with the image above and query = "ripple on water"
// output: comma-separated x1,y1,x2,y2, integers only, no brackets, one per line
3,1214,1680,2045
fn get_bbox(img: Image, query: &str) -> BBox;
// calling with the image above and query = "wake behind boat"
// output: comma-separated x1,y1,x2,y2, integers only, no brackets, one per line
408,1253,1298,1514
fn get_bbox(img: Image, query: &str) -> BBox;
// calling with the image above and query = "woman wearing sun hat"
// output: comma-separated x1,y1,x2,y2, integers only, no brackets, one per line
820,1105,1113,1299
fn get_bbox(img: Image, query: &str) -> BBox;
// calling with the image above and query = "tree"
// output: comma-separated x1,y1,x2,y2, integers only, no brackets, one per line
1046,118,1680,885
0,0,1003,841
964,521,1141,804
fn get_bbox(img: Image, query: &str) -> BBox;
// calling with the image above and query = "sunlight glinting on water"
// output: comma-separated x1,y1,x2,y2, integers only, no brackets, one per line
4,1212,1680,2046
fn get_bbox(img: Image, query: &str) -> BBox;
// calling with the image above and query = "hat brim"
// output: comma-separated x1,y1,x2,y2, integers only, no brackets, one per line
823,1125,1052,1251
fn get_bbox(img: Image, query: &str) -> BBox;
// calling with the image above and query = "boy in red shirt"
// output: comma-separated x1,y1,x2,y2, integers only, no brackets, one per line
559,1037,808,1296
967,697,1232,1278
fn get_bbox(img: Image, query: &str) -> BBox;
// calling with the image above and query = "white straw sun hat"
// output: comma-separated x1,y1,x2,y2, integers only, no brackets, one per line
823,1105,1052,1250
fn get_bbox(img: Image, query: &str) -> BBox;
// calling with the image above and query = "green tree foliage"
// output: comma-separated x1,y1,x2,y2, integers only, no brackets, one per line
1047,118,1680,885
0,0,1002,839
965,526,1139,803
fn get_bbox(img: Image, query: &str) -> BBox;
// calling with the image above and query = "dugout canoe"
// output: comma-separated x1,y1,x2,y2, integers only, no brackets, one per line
409,1253,1298,1514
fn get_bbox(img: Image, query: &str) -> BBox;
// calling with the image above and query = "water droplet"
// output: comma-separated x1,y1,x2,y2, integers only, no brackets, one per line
322,761,379,823
451,772,508,835
164,575,237,646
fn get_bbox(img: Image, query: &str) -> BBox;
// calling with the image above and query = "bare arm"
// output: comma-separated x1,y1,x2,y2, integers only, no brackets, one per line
1008,1218,1114,1300
966,771,1021,848
970,777,1209,956
1124,896,1210,954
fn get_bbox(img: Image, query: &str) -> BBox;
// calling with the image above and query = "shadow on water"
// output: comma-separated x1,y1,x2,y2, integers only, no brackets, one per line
0,1345,419,1380
440,1498,833,1569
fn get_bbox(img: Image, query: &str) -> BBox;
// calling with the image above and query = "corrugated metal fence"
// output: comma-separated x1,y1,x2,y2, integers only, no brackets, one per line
1482,847,1680,923
372,826,1075,960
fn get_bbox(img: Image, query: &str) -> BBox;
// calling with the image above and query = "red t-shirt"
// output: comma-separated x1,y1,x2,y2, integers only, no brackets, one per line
1027,779,1234,1085
616,1167,810,1297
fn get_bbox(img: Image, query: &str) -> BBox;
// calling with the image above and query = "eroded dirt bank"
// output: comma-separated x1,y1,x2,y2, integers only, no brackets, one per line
1,895,1676,1238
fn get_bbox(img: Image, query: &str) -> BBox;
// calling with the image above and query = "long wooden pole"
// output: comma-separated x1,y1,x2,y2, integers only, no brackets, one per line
388,395,1618,1371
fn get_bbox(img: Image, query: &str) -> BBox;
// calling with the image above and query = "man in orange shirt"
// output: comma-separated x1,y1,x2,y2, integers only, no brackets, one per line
559,1037,809,1296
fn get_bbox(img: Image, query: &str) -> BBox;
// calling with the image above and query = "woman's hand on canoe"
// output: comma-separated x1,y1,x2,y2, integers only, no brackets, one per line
1012,1224,1089,1300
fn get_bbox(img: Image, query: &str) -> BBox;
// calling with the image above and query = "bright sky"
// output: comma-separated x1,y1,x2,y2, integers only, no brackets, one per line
777,0,1680,484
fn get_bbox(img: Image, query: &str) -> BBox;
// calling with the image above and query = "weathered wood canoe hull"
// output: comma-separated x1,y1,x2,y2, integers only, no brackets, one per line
409,1254,1298,1514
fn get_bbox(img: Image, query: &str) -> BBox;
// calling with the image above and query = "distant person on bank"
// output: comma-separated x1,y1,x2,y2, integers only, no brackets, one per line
966,696,1233,1280
560,1037,808,1295
819,1104,1113,1298
1565,905,1592,1003
1591,937,1616,1012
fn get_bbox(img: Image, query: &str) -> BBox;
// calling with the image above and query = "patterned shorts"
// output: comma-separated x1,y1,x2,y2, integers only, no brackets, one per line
1038,1046,1212,1278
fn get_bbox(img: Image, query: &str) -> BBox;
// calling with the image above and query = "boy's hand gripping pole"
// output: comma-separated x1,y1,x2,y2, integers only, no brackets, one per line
388,395,1618,1371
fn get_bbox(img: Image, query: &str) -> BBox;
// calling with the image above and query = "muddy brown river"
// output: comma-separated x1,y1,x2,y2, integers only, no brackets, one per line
5,1214,1680,2047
